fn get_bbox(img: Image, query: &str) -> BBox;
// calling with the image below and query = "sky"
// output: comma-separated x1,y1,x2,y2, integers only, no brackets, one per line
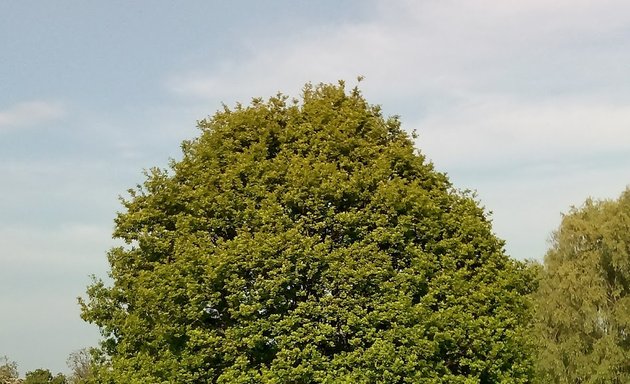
2,0,630,375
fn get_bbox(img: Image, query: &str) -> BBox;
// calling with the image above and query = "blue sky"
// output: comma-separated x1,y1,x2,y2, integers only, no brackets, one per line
2,0,630,375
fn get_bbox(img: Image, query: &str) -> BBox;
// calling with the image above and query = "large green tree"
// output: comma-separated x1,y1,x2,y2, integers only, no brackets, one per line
81,81,536,383
534,188,630,383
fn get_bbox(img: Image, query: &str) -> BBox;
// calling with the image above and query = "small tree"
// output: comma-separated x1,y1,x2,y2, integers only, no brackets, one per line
0,356,19,384
23,369,66,384
66,349,93,384
534,188,630,383
81,81,536,382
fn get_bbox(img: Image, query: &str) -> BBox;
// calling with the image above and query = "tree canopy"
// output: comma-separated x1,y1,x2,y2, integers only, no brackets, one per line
0,356,19,384
66,349,93,384
534,188,630,383
80,81,536,383
23,369,66,384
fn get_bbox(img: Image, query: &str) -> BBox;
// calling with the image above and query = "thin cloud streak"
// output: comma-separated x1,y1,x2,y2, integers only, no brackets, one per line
416,97,630,170
0,223,111,265
0,101,66,131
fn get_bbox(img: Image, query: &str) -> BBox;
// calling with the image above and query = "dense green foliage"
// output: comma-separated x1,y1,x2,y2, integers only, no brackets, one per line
533,188,630,383
81,82,536,383
23,369,66,384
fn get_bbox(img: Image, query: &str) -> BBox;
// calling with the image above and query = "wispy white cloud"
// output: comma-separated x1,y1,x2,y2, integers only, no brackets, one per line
0,101,66,131
164,0,630,173
0,223,112,267
416,96,630,171
165,0,630,103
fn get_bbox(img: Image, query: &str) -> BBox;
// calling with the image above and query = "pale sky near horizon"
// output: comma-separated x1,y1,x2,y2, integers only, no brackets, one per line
2,0,630,375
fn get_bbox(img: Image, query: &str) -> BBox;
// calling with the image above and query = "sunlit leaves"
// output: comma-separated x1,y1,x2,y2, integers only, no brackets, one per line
534,189,630,383
81,82,534,382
